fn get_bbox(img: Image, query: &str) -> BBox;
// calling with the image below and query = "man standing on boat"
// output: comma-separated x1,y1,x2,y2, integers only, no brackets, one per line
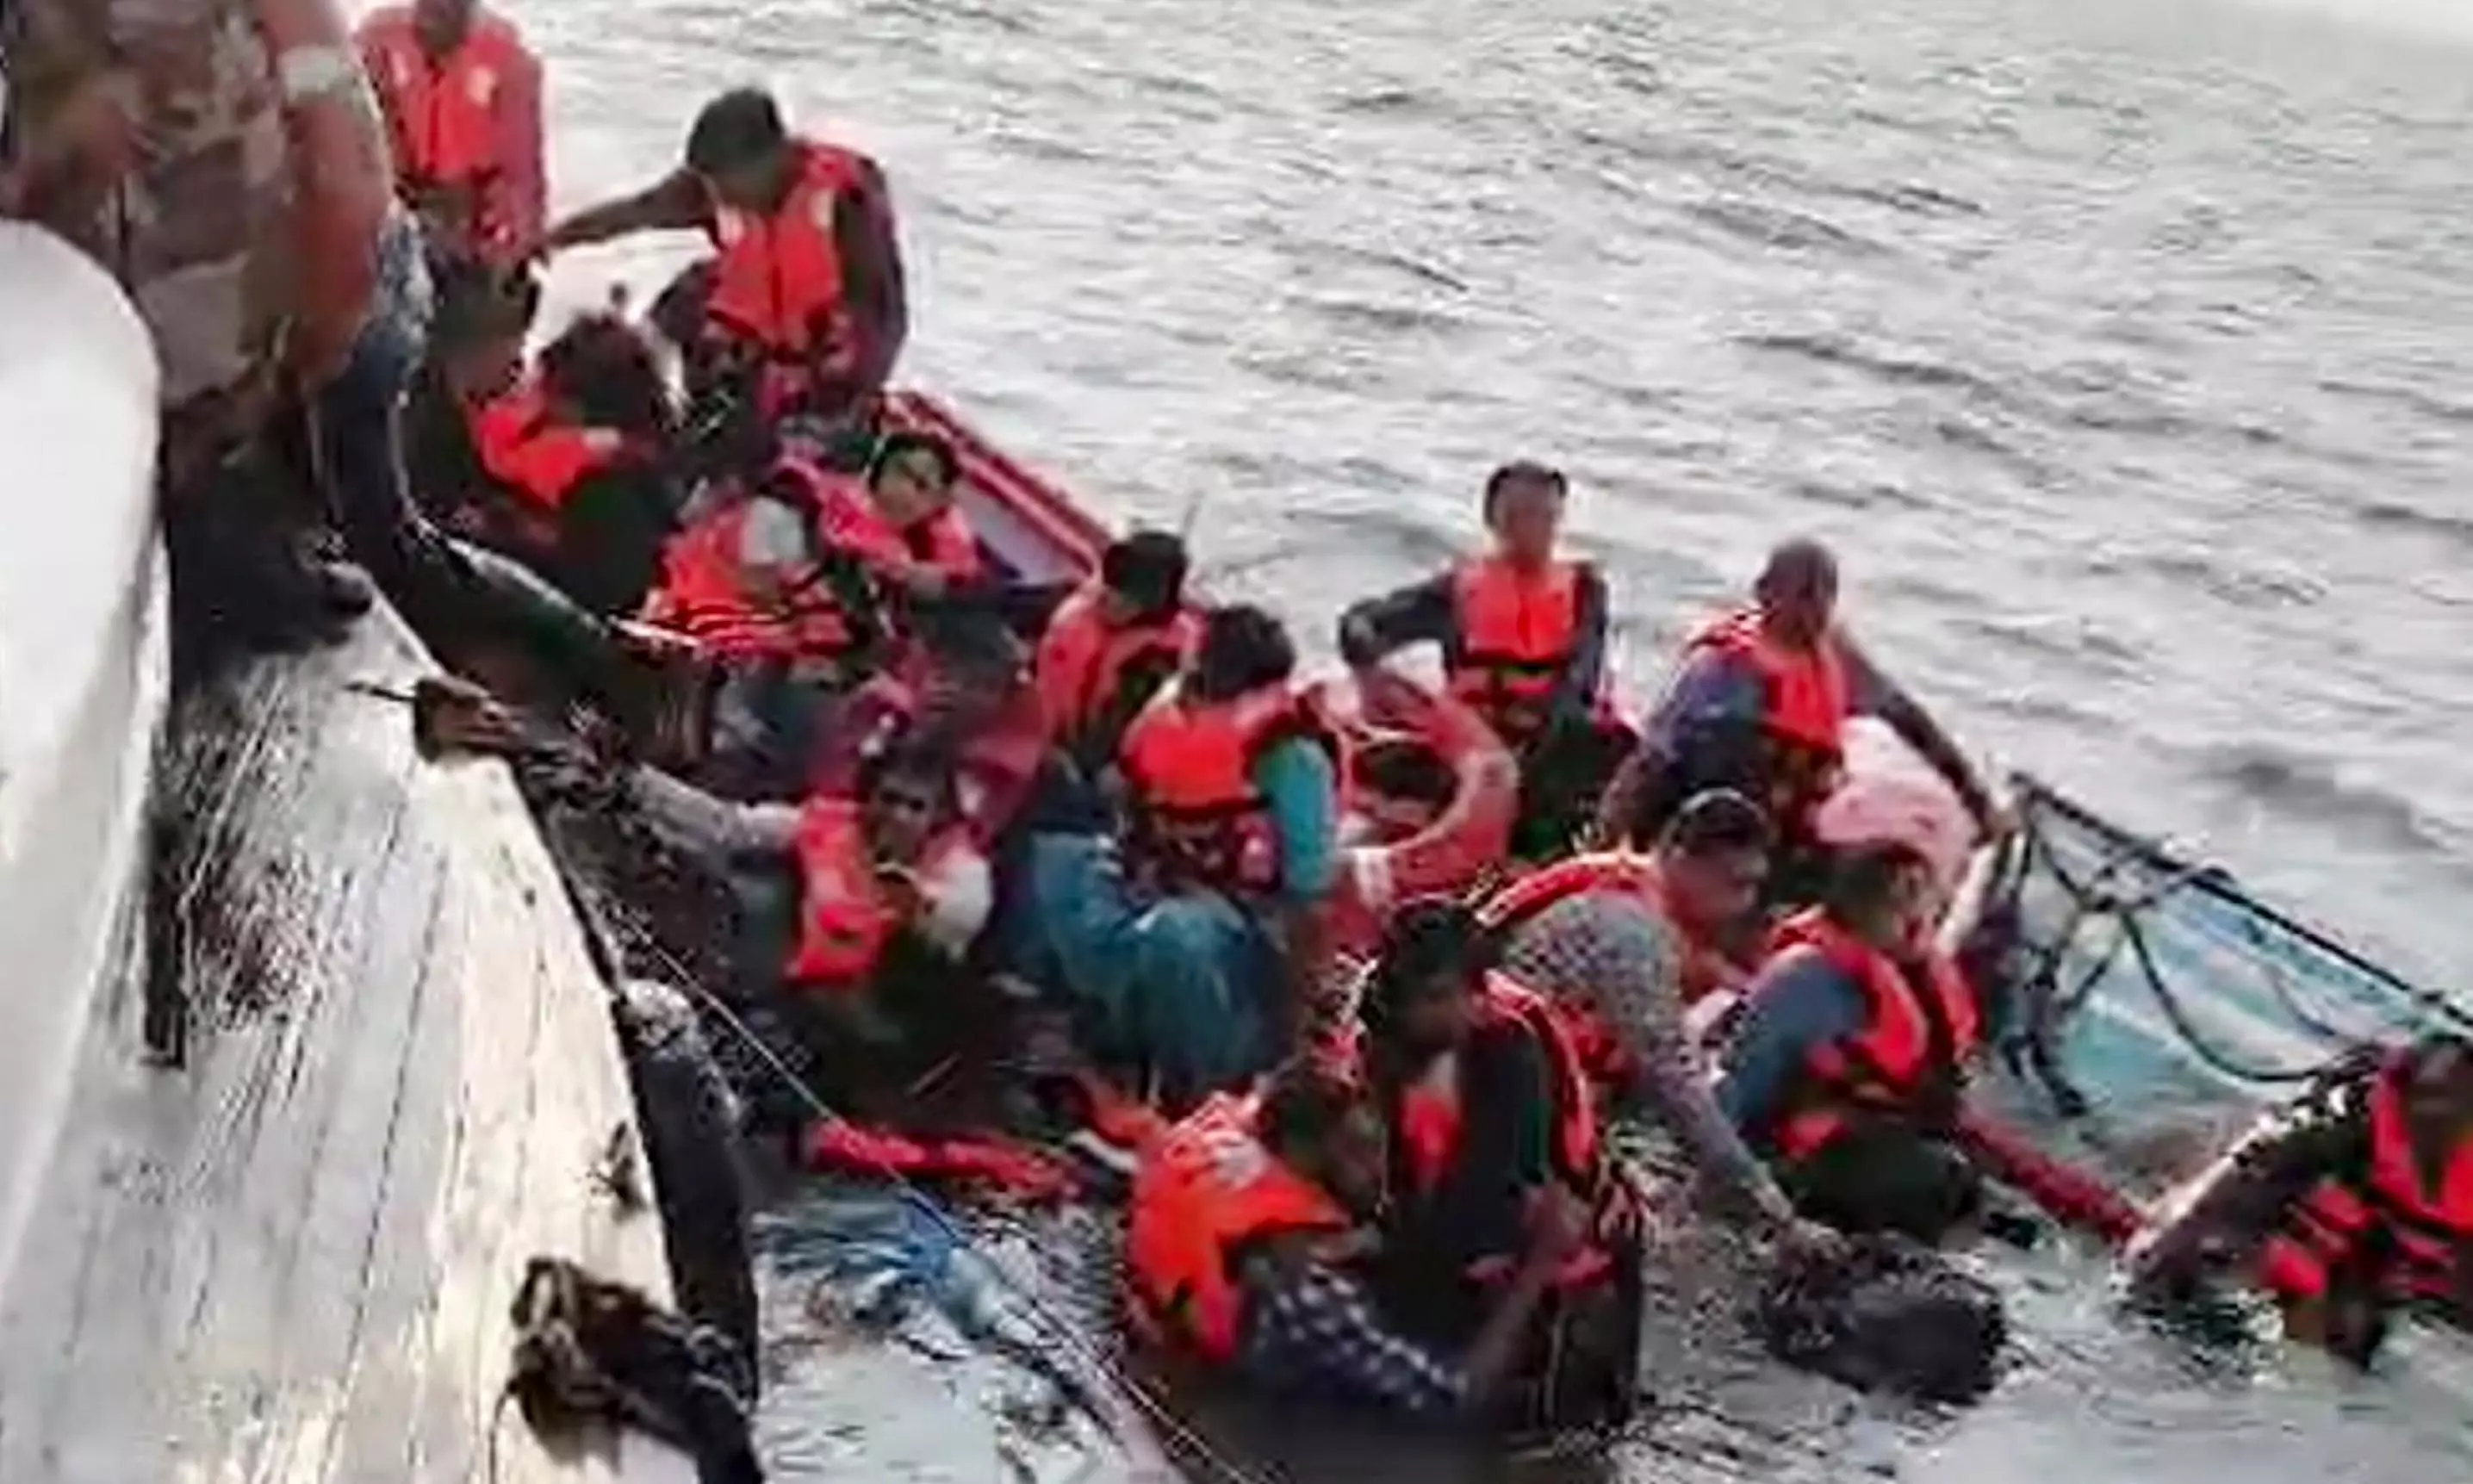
531,86,908,430
1339,461,1626,859
1593,538,1996,901
355,0,545,281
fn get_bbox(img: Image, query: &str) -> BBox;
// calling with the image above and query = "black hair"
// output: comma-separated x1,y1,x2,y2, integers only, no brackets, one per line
1481,460,1568,520
1256,1059,1370,1160
854,735,960,817
685,88,790,177
1662,787,1774,860
1361,897,1494,1040
1757,537,1840,599
1824,842,1930,932
1351,738,1457,808
1189,604,1296,702
539,313,677,440
1100,530,1190,618
868,430,960,489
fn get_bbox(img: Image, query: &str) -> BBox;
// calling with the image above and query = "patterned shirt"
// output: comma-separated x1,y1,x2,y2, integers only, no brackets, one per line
1236,1256,1466,1418
1498,889,1795,1231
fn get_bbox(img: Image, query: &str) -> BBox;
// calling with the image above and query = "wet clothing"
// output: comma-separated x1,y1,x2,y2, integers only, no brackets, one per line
1120,684,1340,900
1236,1257,1469,1417
1338,558,1610,752
1035,585,1198,770
1494,890,1793,1231
355,4,545,269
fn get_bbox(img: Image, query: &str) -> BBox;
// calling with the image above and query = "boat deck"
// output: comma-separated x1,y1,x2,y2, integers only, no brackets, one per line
0,608,687,1483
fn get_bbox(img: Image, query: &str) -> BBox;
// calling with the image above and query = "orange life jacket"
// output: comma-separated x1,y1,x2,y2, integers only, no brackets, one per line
1447,556,1584,747
1393,973,1603,1195
640,459,861,664
1685,609,1849,825
783,797,969,989
1035,583,1201,749
360,10,532,246
1760,909,1979,1161
2259,1055,2473,1307
704,140,866,364
817,477,987,587
1479,854,1742,1090
469,380,631,519
1119,684,1338,896
1124,1092,1354,1362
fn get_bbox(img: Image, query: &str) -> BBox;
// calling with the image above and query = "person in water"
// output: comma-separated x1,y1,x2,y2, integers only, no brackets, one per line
1481,789,1830,1250
1354,901,1643,1426
1715,842,1987,1246
1035,531,1200,774
1124,1059,1594,1421
531,87,907,426
1594,538,1995,901
1339,461,1625,859
1022,605,1339,1110
355,0,545,278
2126,1034,2473,1367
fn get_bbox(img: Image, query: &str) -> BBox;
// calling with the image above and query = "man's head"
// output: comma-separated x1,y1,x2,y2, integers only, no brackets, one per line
685,89,798,212
1362,899,1494,1061
411,0,477,54
1657,788,1773,934
1099,531,1190,626
1482,461,1567,569
1188,604,1296,704
1257,1060,1388,1219
856,740,955,860
867,431,960,529
1824,843,1937,953
1755,537,1840,651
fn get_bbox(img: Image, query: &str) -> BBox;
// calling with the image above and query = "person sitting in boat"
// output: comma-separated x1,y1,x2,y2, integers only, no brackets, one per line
404,272,677,615
1593,538,1995,901
1035,531,1200,774
1125,1058,1594,1420
1021,605,1340,1110
531,87,907,428
356,0,545,283
1715,842,1987,1245
1338,461,1625,858
816,430,989,606
1479,789,1830,1252
1352,901,1644,1427
1341,737,1459,848
2125,1034,2473,1367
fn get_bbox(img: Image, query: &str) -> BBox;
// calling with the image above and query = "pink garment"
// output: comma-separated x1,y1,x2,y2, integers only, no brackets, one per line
1809,717,1975,901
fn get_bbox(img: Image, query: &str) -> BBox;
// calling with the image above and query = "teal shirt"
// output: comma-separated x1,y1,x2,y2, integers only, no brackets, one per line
1252,736,1340,903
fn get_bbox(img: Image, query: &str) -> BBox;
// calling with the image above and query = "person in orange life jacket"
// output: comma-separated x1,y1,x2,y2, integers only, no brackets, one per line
531,88,907,426
1020,605,1341,1111
1351,902,1644,1424
1593,539,1995,898
1338,462,1623,860
1035,531,1199,774
2125,1035,2473,1367
355,0,544,274
1339,737,1458,848
821,431,989,606
1124,1059,1594,1419
1715,843,1988,1245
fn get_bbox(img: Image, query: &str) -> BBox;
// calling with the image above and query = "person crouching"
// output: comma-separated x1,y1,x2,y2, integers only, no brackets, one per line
1351,901,1645,1429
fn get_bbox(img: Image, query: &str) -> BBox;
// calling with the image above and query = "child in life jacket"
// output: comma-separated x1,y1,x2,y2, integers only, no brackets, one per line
2127,1034,2473,1367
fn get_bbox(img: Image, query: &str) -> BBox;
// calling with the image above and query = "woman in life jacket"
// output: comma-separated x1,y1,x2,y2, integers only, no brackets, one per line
1354,901,1645,1428
1593,539,1996,906
1123,1059,1595,1423
1338,462,1626,860
1714,843,1989,1246
1020,605,1343,1112
2127,1034,2473,1367
533,88,908,431
818,431,989,607
1035,531,1200,774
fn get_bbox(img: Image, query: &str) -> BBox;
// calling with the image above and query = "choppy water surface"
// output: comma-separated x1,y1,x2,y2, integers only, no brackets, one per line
516,0,2473,1475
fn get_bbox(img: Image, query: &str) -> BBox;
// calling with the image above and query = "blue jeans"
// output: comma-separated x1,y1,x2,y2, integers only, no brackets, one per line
1024,832,1277,1108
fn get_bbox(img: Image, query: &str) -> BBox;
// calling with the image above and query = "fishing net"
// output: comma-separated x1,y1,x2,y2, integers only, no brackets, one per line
1972,774,2471,1118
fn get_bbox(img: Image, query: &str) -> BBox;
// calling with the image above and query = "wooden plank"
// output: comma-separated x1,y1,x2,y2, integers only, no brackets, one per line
0,606,692,1484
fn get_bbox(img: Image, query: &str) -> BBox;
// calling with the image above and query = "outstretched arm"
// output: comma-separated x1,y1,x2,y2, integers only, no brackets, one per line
625,764,802,871
1336,571,1457,669
540,166,706,254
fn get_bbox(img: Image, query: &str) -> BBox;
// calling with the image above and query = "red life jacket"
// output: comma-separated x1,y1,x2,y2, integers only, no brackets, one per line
469,380,631,516
1124,1092,1354,1363
1447,556,1585,748
817,475,986,587
2259,1055,2473,1307
1478,854,1743,1091
783,797,970,990
358,9,534,254
640,458,860,664
1685,608,1849,826
1760,909,1979,1161
1035,582,1201,750
1118,683,1338,896
704,140,866,365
